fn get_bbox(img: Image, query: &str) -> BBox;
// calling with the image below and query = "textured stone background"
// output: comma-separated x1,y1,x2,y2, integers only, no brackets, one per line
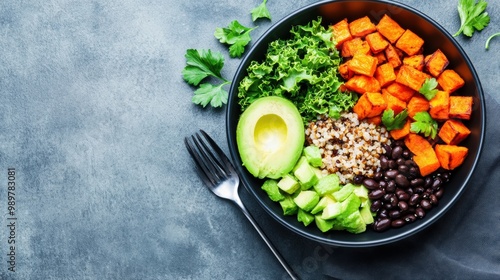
0,0,499,279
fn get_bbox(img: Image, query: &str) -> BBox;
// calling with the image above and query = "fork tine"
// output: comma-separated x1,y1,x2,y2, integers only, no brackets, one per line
184,136,217,186
198,130,237,174
194,132,228,181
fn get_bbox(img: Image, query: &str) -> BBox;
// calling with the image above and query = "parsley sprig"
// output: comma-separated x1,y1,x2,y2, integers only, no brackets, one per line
182,49,230,108
251,0,272,21
419,78,439,100
215,20,257,58
410,111,439,139
454,0,490,37
382,109,408,131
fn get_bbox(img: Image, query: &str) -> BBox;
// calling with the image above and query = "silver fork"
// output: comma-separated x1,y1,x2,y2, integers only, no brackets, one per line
184,130,299,280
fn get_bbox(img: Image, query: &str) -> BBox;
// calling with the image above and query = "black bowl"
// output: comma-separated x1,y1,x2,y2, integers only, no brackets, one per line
226,0,485,247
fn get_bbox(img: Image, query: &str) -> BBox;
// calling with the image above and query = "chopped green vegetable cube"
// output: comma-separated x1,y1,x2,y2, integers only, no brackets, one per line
261,179,285,202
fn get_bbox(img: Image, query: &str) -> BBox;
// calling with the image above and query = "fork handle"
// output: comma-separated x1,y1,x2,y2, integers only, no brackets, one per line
233,197,300,280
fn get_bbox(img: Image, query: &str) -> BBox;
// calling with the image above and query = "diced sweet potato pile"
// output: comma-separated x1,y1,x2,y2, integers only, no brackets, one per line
332,14,473,176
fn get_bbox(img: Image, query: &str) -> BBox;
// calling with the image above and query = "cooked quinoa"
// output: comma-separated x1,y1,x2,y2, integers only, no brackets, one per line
305,112,391,184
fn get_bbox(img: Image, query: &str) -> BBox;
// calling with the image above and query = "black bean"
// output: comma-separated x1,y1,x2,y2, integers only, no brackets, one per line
392,146,403,159
398,201,409,211
388,160,398,169
415,186,425,194
380,156,389,170
405,159,416,167
390,195,399,207
432,177,443,191
395,174,410,188
385,170,399,179
421,199,432,210
383,193,392,202
415,208,426,218
384,202,394,210
369,188,386,200
398,165,410,175
363,178,379,190
402,149,411,159
379,209,389,219
397,192,410,201
373,218,391,232
370,200,382,212
383,144,392,157
410,178,425,187
434,188,444,199
387,180,396,192
353,175,365,185
403,214,417,223
379,180,387,189
374,172,383,180
396,158,406,166
442,172,451,182
388,209,400,219
409,194,420,206
391,219,405,228
409,167,419,176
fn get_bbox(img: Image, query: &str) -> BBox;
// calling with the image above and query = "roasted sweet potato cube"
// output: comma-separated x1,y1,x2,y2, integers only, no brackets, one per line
396,29,425,56
349,16,377,38
438,119,471,145
341,37,371,57
366,115,382,126
374,52,387,65
429,90,450,120
435,144,468,170
449,96,473,120
437,69,465,93
348,54,378,77
390,119,411,140
365,32,389,53
385,44,402,68
405,133,440,176
396,65,431,92
339,61,353,80
353,92,387,119
375,63,396,87
403,54,425,71
407,94,430,118
332,18,353,49
382,89,407,114
385,82,415,102
425,49,449,77
344,75,381,94
376,14,405,44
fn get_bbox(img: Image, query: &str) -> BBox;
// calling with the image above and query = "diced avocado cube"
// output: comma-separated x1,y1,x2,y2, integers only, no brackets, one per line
321,202,342,220
293,190,320,212
314,215,335,233
293,157,318,190
342,211,366,234
297,209,315,226
338,193,362,219
279,195,298,216
277,174,300,194
313,167,325,179
303,145,323,167
332,183,355,202
310,195,336,215
360,204,374,225
353,184,369,201
313,174,341,196
261,179,285,202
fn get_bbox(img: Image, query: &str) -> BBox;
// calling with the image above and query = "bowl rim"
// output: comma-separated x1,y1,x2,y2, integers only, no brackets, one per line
226,0,486,247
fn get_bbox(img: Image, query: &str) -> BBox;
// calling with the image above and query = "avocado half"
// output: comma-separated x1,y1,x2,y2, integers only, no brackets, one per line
236,96,305,179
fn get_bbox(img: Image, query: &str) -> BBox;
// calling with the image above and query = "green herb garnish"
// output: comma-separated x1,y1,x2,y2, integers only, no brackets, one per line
419,78,439,100
485,32,500,49
182,49,229,108
382,109,408,131
410,111,438,139
453,0,490,37
215,20,257,58
251,0,272,21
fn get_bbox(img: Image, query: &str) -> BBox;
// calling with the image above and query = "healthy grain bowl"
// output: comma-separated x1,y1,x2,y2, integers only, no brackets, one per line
226,0,485,247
